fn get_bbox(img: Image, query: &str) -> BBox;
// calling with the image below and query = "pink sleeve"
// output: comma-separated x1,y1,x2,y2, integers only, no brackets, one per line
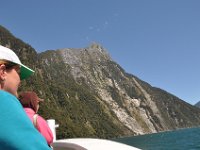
36,115,54,145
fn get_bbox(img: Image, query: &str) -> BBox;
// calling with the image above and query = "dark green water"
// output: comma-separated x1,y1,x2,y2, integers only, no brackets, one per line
115,127,200,150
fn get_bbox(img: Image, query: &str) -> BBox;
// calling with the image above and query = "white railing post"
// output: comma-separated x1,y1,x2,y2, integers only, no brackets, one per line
47,119,59,141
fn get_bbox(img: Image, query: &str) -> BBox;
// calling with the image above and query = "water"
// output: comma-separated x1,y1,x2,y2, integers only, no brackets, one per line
114,127,200,150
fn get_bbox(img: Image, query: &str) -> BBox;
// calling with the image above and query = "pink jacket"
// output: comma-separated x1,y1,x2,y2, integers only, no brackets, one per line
24,108,53,145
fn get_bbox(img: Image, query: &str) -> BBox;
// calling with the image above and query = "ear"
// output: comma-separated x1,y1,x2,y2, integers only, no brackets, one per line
0,64,7,81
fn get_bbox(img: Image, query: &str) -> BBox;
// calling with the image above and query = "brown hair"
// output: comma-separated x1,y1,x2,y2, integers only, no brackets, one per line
18,91,43,112
0,59,9,64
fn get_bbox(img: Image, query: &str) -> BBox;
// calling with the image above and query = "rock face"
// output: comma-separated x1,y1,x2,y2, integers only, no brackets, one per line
195,101,200,108
38,43,200,136
1,25,200,139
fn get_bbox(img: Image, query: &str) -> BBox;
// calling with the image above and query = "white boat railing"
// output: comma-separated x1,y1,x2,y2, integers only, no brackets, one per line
47,119,141,150
47,119,59,141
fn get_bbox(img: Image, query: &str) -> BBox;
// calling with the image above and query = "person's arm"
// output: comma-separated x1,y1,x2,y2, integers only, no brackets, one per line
0,91,51,150
36,115,54,145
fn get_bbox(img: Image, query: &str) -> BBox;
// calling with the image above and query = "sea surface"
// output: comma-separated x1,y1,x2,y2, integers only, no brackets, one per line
114,127,200,150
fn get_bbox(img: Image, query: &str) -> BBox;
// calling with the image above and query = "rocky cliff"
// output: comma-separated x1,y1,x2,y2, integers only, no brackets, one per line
1,25,200,139
195,101,200,108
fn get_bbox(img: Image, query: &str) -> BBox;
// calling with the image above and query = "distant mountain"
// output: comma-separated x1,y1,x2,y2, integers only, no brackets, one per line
1,25,200,139
195,101,200,108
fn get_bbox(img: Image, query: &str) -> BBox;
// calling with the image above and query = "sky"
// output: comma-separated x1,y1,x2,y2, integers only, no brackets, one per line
0,0,200,105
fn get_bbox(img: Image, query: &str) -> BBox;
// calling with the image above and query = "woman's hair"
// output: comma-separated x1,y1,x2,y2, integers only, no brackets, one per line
18,91,43,112
0,60,8,64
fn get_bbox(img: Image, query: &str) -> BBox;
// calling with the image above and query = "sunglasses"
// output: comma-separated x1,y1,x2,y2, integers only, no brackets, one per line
4,63,21,76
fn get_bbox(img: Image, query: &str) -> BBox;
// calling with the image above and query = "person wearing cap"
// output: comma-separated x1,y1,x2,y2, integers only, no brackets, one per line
0,45,51,150
19,91,53,146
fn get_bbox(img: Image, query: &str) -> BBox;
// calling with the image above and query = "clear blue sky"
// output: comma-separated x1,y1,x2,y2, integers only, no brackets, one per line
1,0,200,105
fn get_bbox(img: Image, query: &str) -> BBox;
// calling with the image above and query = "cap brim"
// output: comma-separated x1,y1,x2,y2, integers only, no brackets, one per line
20,64,35,80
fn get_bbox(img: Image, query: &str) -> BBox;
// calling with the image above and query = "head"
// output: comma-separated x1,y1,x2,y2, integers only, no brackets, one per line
0,45,34,97
18,91,44,113
0,60,21,97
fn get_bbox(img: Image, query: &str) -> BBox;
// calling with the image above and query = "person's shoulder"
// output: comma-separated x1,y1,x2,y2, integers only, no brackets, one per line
36,115,50,127
0,90,22,108
0,90,16,100
0,90,13,96
37,114,47,122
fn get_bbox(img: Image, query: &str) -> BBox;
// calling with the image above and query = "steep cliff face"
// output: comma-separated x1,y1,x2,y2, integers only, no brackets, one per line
53,45,161,134
1,25,200,139
39,43,200,135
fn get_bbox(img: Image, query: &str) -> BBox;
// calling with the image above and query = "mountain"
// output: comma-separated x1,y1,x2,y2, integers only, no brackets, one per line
195,101,200,108
1,25,200,139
